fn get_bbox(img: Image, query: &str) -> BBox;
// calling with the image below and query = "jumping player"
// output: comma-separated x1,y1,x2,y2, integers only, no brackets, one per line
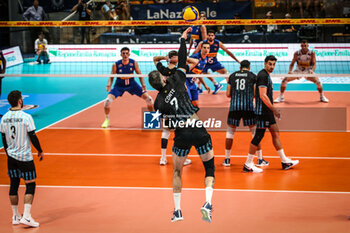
193,30,241,94
148,27,215,223
153,51,192,166
274,40,328,103
245,55,299,173
224,60,267,167
1,90,44,227
101,47,154,128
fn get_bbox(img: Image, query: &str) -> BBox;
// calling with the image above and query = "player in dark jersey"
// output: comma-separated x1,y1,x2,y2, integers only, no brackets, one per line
224,60,268,167
245,55,299,173
101,47,154,128
153,51,192,166
188,12,207,54
148,28,215,223
193,30,240,94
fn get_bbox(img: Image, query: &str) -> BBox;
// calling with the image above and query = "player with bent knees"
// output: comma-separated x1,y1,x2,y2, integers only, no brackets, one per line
149,28,215,223
274,40,328,103
102,47,154,128
245,56,299,173
224,60,267,167
153,51,192,166
1,90,44,227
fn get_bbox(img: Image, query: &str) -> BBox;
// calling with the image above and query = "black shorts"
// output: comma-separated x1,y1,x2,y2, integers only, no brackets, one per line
227,111,256,127
256,111,276,128
172,123,212,157
7,156,36,180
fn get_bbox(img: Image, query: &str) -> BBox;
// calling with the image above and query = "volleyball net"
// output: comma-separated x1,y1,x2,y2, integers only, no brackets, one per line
1,19,350,84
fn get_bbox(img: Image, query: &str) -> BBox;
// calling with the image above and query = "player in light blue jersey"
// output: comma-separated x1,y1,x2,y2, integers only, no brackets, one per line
1,90,44,227
193,30,241,94
102,47,154,128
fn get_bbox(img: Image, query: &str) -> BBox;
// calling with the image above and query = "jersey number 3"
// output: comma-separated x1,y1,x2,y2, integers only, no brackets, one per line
170,97,178,110
10,125,16,139
235,79,246,90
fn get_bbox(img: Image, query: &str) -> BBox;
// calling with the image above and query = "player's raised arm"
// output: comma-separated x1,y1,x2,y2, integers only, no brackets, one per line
178,27,192,73
153,55,168,66
219,42,240,64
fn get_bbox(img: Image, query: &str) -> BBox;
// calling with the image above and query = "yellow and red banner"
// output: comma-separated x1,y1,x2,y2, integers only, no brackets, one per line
0,18,349,27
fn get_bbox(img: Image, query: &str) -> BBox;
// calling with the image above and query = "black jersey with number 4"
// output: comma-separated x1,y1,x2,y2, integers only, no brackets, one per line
154,69,199,123
255,69,273,115
228,70,256,111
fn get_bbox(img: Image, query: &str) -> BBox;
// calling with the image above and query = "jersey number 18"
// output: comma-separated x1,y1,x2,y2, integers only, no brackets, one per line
235,79,246,90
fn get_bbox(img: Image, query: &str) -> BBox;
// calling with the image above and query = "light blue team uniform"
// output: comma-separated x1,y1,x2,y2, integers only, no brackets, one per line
0,110,36,162
202,39,225,73
109,59,144,98
187,52,208,101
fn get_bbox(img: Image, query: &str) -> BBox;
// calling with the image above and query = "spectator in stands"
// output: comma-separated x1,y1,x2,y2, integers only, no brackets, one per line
223,13,245,34
34,32,50,64
115,0,130,20
155,0,171,3
281,13,299,33
102,1,118,20
72,0,93,44
23,0,50,47
265,11,278,32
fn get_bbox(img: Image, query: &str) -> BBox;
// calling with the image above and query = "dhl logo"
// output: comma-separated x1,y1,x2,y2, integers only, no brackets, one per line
61,22,77,26
300,20,316,23
225,20,242,24
251,20,267,24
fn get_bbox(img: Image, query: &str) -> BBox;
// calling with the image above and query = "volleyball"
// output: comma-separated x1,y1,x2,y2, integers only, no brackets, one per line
182,6,199,22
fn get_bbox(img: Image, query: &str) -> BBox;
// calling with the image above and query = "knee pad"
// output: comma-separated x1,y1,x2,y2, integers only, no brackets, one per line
226,127,235,139
9,178,20,196
161,129,170,139
104,97,113,108
251,128,266,146
203,157,215,178
145,96,153,105
25,182,36,195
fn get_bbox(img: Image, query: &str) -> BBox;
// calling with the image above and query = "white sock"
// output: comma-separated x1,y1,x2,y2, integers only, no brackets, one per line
277,149,288,162
245,153,255,166
11,205,19,216
23,204,32,219
161,149,166,158
173,193,181,210
256,150,263,160
225,149,231,159
205,187,213,204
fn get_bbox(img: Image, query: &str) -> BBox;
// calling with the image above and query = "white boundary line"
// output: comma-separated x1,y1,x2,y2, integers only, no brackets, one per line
0,184,348,195
0,152,348,160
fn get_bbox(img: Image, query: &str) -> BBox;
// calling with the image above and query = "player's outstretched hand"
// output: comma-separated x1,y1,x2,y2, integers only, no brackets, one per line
181,27,192,40
38,152,44,161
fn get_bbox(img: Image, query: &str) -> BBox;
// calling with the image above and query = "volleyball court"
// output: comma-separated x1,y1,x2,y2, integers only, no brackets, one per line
0,20,350,233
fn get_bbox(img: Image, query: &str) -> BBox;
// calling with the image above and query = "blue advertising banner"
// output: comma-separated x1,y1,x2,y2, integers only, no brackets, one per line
131,1,252,20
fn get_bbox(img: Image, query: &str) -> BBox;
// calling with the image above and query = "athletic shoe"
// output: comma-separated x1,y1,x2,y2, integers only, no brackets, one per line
243,163,263,173
184,159,192,166
256,159,269,167
160,157,167,165
12,215,21,225
20,216,39,227
171,209,183,222
200,202,212,223
281,159,299,170
274,95,284,103
320,96,329,103
222,158,230,167
212,83,223,95
101,118,110,128
197,87,203,94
